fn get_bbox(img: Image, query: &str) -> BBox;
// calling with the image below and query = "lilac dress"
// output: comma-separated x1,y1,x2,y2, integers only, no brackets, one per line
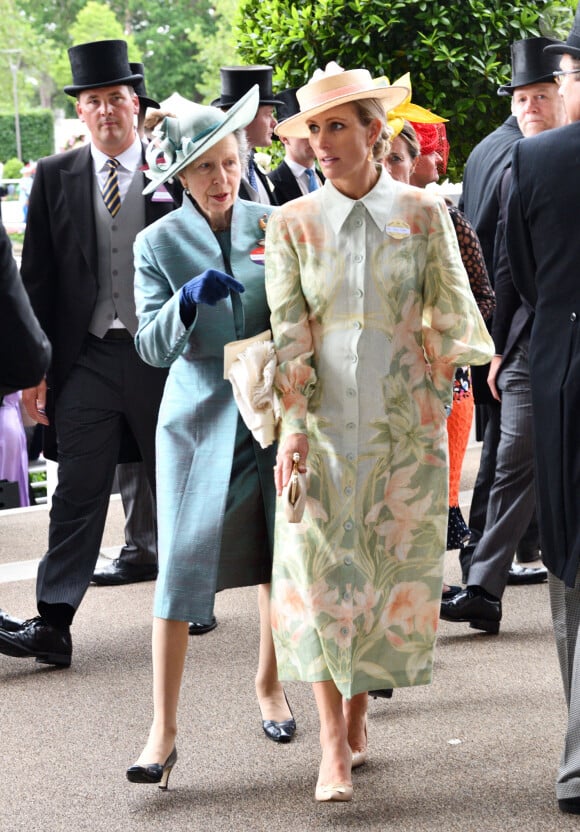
0,392,30,507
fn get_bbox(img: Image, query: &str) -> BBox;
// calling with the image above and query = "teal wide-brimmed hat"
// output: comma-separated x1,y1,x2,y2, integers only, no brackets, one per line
143,85,259,195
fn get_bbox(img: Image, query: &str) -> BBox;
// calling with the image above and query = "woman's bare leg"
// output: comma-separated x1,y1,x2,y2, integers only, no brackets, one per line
255,582,292,721
343,691,368,754
134,617,189,765
312,680,352,786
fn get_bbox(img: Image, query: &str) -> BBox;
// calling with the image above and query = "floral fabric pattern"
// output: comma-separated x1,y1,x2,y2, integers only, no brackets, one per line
265,171,494,698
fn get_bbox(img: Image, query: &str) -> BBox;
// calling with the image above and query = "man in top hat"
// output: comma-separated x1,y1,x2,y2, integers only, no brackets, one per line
507,10,580,814
0,40,174,667
212,65,279,205
91,60,160,589
441,37,564,634
455,38,557,582
267,88,324,204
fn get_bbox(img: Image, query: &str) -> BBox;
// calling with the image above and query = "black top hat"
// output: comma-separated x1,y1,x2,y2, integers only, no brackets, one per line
211,65,278,108
498,37,561,95
64,39,143,97
275,88,300,120
544,5,580,59
130,62,160,109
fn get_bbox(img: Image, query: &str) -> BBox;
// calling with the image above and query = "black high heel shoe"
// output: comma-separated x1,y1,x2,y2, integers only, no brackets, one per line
126,747,177,790
260,692,296,744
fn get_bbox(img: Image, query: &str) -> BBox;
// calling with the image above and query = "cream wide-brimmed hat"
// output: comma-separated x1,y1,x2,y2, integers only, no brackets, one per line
275,62,410,139
143,85,259,195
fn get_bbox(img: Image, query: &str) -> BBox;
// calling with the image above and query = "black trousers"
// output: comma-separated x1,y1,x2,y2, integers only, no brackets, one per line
36,335,166,621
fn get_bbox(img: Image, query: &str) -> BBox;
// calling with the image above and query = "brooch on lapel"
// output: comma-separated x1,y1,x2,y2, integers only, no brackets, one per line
384,219,411,240
250,214,268,265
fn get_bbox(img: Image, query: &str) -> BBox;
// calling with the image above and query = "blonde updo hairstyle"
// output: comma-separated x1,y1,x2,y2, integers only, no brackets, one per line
352,97,393,162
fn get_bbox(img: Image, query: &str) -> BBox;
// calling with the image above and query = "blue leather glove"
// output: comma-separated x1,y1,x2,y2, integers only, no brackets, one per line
180,269,245,308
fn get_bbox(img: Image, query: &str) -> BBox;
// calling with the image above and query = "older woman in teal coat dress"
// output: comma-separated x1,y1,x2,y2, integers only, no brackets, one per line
126,87,295,789
135,190,275,622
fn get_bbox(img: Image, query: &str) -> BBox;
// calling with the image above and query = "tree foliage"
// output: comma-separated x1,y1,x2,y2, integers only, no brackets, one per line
126,0,219,102
13,0,242,111
188,0,241,102
49,1,139,113
0,0,59,111
0,111,53,161
235,0,575,179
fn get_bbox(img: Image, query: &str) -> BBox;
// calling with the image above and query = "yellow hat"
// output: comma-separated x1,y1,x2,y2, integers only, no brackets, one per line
376,73,447,138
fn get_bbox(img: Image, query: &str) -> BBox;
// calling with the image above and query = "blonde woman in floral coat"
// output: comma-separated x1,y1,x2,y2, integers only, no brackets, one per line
265,63,495,802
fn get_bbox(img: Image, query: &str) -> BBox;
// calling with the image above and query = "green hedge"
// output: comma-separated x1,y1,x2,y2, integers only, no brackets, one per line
0,111,54,164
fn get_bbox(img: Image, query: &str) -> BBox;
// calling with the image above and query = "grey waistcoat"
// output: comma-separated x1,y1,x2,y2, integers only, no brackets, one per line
89,169,146,337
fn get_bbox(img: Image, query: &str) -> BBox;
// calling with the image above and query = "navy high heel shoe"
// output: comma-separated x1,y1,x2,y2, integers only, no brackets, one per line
260,692,296,743
126,747,177,790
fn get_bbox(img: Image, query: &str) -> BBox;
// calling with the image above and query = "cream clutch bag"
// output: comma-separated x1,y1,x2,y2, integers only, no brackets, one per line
224,330,280,449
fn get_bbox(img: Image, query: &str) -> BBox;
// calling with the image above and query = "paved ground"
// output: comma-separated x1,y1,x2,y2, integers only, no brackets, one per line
0,439,575,832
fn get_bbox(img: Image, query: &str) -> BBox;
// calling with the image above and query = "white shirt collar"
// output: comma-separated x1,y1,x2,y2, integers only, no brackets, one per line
285,157,315,178
320,167,398,234
91,133,142,172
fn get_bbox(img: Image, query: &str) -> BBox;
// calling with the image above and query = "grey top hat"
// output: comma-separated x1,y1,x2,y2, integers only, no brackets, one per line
498,37,561,95
130,62,160,110
545,5,580,59
211,65,278,108
64,39,143,97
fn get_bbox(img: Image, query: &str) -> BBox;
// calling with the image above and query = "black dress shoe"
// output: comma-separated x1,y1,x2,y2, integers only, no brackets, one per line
442,584,463,601
0,609,24,632
188,616,217,636
0,616,72,667
127,747,177,790
440,587,501,634
91,559,158,586
371,688,393,699
507,563,548,585
260,692,296,743
559,797,580,814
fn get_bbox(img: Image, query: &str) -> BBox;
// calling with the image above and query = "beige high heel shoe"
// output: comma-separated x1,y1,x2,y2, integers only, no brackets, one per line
315,782,353,802
315,748,353,802
351,716,368,769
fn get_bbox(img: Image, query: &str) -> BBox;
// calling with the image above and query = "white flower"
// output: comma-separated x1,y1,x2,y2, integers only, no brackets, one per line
254,152,271,173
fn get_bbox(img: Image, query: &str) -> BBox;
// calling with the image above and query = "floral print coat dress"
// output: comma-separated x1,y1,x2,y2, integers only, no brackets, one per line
265,170,494,698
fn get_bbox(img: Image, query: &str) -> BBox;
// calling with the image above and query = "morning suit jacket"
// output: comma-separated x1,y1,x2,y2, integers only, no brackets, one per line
267,160,302,204
0,222,51,398
459,115,522,406
20,143,173,457
238,154,278,205
507,121,580,586
491,166,533,375
267,160,325,205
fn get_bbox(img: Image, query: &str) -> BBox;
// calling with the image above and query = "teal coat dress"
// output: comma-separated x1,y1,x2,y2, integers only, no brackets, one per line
134,195,276,623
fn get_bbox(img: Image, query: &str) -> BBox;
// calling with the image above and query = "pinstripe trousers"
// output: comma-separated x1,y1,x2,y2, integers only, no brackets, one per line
468,337,536,597
116,462,157,566
549,569,580,798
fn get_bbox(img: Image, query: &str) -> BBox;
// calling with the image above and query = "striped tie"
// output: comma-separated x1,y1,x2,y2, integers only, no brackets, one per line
102,158,121,217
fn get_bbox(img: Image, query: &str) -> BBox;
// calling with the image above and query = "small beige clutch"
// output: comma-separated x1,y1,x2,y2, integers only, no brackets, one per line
282,452,307,523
